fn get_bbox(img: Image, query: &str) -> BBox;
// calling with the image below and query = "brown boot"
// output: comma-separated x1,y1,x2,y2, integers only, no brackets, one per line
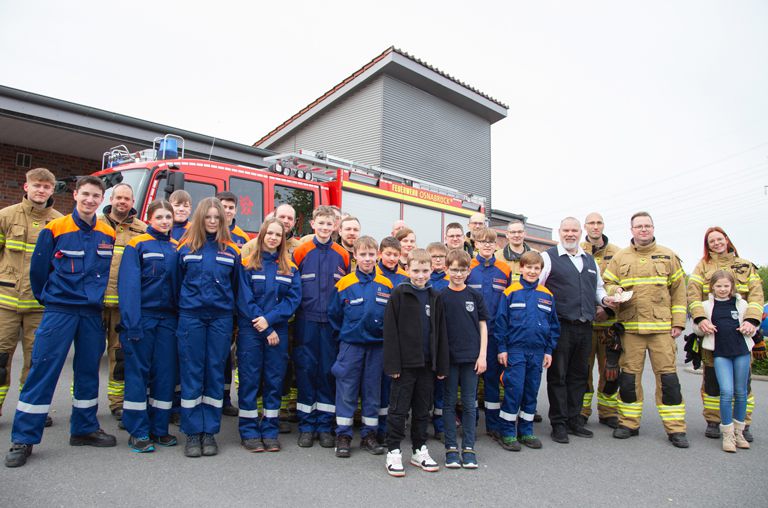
733,420,750,449
720,423,736,453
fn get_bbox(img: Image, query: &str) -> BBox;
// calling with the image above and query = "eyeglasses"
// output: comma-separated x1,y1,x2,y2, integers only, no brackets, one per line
477,240,495,246
632,224,654,230
448,268,467,274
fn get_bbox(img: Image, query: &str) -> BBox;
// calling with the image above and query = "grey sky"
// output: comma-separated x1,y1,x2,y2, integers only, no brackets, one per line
1,0,766,269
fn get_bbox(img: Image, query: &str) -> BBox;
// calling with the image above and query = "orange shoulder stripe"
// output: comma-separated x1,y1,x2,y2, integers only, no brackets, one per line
93,220,116,239
536,284,553,296
336,272,360,292
503,282,523,296
374,274,394,289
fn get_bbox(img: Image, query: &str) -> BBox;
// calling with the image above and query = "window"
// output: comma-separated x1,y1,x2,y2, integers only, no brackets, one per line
97,169,150,217
15,153,31,168
274,185,316,237
341,190,400,241
230,177,264,234
154,174,217,212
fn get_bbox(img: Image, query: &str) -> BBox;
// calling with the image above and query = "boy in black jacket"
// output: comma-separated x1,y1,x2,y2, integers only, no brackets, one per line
383,249,449,477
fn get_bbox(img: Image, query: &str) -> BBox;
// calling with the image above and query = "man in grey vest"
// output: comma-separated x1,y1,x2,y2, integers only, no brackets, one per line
540,217,615,444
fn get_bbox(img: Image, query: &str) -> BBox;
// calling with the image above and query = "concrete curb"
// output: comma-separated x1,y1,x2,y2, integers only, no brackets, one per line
684,366,768,381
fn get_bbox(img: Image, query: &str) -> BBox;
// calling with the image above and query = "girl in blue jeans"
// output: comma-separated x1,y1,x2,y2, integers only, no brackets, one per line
694,270,756,453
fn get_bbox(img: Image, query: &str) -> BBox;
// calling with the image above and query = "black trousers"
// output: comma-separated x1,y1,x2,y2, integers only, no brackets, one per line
386,366,434,452
547,321,592,426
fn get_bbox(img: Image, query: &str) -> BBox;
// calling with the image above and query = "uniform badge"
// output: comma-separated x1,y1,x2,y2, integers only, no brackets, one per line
639,257,647,264
465,301,475,312
731,310,739,320
425,304,431,317
32,221,40,227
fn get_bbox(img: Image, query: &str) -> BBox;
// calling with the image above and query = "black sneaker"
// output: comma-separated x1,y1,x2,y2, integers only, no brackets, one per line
743,425,754,443
279,420,291,434
151,434,178,447
4,443,32,468
201,433,218,456
487,430,501,442
599,417,619,429
613,426,639,439
111,408,123,421
242,438,265,452
45,416,53,427
567,423,594,438
550,425,569,444
263,438,281,452
70,429,117,447
222,405,239,417
335,435,352,458
668,432,689,448
128,435,155,453
297,432,314,448
705,421,721,438
318,431,335,448
577,415,588,426
533,413,543,423
360,434,385,455
184,434,202,457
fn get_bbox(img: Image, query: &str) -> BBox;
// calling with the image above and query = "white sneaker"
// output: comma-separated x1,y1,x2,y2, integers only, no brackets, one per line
386,449,406,477
410,445,439,472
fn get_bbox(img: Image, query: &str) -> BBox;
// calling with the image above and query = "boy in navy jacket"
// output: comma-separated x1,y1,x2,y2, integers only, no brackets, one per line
292,206,350,448
329,236,393,458
495,251,560,451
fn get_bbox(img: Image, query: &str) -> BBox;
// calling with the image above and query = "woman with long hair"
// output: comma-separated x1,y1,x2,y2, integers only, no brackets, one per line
118,200,179,453
687,226,764,442
236,218,301,452
177,197,241,457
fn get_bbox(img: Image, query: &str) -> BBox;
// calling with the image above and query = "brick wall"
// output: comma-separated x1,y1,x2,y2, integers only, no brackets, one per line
0,143,100,213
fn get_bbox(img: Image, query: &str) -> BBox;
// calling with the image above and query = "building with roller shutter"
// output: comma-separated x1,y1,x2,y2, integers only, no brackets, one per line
255,47,508,213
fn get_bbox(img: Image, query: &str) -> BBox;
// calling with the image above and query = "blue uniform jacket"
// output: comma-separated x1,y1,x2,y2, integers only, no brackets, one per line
329,268,393,345
171,220,188,242
429,270,450,292
494,278,560,355
30,208,116,311
117,226,179,337
292,236,350,322
376,261,408,288
229,219,250,249
467,255,511,326
237,251,301,337
177,234,241,316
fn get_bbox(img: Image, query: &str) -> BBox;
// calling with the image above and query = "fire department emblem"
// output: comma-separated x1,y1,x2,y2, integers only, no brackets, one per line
465,301,475,312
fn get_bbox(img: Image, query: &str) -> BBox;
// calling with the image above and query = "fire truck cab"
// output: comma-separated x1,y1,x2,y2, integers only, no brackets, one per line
92,135,484,242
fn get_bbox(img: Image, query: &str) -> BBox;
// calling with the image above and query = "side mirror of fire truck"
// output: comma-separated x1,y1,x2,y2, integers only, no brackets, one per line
163,170,185,198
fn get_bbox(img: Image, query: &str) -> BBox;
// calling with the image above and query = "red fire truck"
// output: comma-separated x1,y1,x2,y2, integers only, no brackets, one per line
93,135,485,243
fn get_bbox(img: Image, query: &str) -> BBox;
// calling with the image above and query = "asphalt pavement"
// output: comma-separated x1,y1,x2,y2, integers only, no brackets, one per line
1,343,766,507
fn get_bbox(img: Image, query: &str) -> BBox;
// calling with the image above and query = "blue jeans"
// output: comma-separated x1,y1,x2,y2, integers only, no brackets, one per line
443,362,479,450
713,353,751,425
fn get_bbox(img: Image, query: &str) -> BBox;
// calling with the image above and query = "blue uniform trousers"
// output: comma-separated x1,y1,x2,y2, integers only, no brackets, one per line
177,312,233,435
500,350,544,437
12,308,105,444
236,324,289,439
332,342,382,438
293,318,336,433
483,324,502,433
122,314,178,439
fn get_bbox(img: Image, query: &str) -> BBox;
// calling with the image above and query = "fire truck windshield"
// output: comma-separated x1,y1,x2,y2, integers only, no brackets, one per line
96,169,149,217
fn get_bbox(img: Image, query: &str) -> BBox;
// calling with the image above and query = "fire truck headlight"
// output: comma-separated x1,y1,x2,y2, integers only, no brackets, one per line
296,170,305,179
304,172,313,181
282,166,292,176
